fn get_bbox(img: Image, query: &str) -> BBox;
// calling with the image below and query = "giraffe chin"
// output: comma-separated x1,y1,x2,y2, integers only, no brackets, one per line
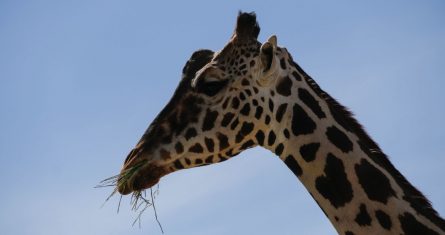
117,164,168,195
131,176,160,193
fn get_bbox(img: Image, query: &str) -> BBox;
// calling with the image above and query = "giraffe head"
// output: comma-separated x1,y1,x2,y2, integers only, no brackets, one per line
117,12,296,195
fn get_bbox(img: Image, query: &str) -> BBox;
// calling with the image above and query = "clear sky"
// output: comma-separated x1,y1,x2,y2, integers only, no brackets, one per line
1,1,444,234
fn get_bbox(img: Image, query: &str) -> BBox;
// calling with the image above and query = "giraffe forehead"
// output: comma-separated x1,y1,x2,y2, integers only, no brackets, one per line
213,42,260,68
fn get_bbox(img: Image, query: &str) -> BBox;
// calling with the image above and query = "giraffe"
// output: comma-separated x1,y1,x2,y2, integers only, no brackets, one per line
115,12,445,234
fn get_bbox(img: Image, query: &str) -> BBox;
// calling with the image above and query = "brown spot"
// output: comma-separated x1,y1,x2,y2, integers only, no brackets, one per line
276,76,292,96
189,143,204,153
175,142,184,154
205,155,213,164
205,137,215,152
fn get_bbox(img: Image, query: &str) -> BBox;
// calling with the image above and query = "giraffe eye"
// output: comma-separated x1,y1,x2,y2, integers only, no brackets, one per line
195,79,228,96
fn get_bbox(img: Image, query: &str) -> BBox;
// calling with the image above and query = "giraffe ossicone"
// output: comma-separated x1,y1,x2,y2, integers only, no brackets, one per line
116,12,445,235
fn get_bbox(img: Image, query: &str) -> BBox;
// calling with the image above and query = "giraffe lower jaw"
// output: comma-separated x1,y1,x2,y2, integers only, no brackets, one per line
117,164,168,195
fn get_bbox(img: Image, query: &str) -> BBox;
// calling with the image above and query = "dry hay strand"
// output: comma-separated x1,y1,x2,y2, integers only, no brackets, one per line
96,162,164,233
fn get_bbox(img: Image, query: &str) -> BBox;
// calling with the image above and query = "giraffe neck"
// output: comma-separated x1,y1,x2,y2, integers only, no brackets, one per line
259,52,445,235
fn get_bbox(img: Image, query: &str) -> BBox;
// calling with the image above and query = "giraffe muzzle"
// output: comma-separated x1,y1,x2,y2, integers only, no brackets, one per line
117,162,169,195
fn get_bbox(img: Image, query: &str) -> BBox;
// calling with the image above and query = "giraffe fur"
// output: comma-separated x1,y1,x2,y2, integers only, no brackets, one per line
116,12,445,235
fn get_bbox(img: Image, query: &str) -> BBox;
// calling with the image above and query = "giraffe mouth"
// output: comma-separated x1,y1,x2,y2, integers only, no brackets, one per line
117,163,169,195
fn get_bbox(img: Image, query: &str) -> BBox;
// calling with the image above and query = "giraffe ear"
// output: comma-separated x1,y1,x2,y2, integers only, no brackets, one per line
259,35,279,84
267,35,277,47
182,49,214,79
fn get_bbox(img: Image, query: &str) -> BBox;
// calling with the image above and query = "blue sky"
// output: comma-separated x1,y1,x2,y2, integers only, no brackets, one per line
1,1,444,234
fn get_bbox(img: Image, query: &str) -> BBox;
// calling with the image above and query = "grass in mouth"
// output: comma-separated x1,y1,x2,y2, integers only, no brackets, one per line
96,161,164,233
